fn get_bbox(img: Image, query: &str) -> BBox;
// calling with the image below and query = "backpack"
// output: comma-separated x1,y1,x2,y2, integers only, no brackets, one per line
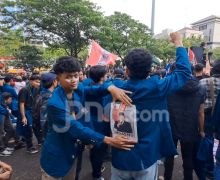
32,91,51,126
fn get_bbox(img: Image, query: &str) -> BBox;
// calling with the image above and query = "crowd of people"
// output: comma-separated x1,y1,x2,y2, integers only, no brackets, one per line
0,32,220,180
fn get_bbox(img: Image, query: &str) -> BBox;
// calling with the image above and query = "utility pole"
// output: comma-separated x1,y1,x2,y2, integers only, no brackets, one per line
151,0,156,35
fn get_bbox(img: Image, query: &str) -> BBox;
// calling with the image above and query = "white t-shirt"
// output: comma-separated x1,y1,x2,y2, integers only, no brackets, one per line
14,81,26,94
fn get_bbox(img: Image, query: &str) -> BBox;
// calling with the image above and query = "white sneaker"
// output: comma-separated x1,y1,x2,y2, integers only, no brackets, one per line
0,149,13,156
93,177,104,180
157,160,164,165
158,176,164,180
5,147,14,152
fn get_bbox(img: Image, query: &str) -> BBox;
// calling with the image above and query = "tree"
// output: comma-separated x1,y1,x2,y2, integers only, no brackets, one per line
0,29,24,56
96,12,152,59
183,36,203,48
213,47,220,60
13,45,43,70
42,47,67,68
1,0,103,57
147,39,175,65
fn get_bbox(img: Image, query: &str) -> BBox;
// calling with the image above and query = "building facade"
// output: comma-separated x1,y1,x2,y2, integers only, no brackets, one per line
191,15,220,49
154,29,173,39
177,27,203,39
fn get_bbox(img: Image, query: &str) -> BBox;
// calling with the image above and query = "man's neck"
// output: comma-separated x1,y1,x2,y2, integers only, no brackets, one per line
64,88,74,99
195,73,203,77
48,86,54,92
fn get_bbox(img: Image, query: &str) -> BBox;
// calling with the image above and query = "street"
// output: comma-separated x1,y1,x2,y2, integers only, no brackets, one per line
1,144,198,180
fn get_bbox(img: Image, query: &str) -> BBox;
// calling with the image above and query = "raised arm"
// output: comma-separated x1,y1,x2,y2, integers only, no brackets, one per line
84,83,132,106
157,32,192,96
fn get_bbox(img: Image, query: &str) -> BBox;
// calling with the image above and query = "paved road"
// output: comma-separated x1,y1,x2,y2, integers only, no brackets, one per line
1,144,198,180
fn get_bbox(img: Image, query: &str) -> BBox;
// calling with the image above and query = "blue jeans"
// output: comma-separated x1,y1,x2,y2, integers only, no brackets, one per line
111,163,158,180
215,160,220,180
214,144,220,180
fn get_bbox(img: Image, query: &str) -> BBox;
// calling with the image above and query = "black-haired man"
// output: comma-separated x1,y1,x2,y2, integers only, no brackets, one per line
0,92,18,156
110,33,191,180
32,72,58,143
18,74,41,154
194,63,205,80
40,56,135,180
199,59,220,178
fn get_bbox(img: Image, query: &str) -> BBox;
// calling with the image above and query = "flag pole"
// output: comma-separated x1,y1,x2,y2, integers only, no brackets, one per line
151,0,156,35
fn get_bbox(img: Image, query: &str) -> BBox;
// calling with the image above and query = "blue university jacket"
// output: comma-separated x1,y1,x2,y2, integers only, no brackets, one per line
0,104,9,123
111,47,191,171
1,84,18,111
40,83,111,178
213,92,220,161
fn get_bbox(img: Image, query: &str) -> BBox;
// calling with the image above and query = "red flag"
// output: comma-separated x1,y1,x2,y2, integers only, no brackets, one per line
188,48,195,62
188,48,198,64
86,41,117,66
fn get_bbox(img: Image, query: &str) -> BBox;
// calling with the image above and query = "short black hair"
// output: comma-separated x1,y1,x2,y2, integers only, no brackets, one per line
200,42,206,48
2,92,12,100
124,49,152,79
53,56,81,74
41,80,54,89
160,69,166,78
4,75,13,83
30,74,41,81
212,59,220,75
114,68,125,79
89,65,107,83
194,63,204,73
22,76,28,81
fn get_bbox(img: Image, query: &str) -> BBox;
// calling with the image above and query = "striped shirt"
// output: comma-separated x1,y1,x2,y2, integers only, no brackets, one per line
200,76,220,109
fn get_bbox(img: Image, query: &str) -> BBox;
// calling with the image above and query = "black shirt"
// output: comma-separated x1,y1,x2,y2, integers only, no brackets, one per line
18,85,38,109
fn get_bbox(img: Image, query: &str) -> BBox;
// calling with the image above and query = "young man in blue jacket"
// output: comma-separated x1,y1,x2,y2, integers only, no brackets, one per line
85,65,111,180
2,76,19,118
40,56,135,180
110,32,191,180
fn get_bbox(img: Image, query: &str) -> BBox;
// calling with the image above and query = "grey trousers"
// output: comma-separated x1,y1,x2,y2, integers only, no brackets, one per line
0,116,16,150
111,162,158,180
41,162,76,180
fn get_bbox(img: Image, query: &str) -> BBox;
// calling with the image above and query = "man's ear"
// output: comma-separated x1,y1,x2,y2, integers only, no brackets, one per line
99,76,105,84
125,67,130,76
56,74,61,81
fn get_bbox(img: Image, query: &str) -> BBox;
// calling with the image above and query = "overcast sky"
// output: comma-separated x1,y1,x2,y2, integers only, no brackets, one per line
91,0,219,34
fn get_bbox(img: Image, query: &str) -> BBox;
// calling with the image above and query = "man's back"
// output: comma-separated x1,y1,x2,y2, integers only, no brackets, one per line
168,79,205,142
111,46,191,171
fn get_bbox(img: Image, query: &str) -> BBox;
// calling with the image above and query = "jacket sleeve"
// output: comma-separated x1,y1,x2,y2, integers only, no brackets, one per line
157,47,191,97
84,82,112,100
47,105,105,144
0,105,9,116
11,88,18,99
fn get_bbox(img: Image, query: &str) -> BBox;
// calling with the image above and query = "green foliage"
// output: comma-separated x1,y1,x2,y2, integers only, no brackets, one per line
41,48,67,67
183,36,203,48
13,45,43,69
1,0,104,57
147,39,175,65
0,29,24,56
0,0,206,67
213,47,220,60
96,12,152,59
